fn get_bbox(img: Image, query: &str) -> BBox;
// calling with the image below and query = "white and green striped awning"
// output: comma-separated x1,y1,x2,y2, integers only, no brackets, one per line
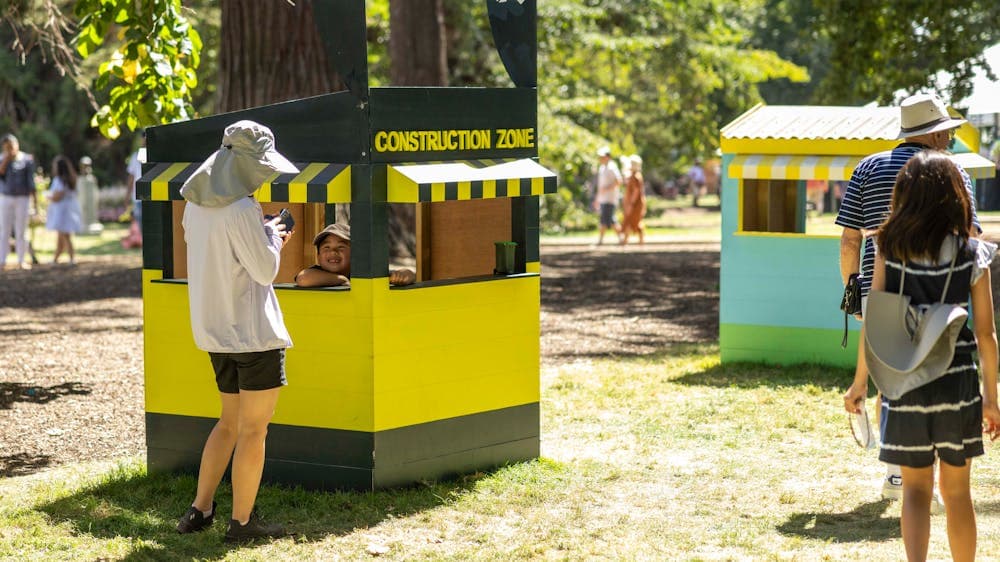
728,153,996,181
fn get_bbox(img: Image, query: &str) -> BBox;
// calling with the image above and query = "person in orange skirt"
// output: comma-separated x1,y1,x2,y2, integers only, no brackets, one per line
621,154,646,245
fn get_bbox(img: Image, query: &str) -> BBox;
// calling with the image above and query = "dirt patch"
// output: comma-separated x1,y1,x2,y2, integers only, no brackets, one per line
540,242,719,364
0,244,721,476
0,257,144,477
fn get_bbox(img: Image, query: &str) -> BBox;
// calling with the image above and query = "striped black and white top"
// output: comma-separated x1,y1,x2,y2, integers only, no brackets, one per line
835,143,979,297
878,236,996,468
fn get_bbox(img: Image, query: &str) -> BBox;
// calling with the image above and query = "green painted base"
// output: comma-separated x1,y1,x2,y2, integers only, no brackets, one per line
720,323,858,367
146,403,539,491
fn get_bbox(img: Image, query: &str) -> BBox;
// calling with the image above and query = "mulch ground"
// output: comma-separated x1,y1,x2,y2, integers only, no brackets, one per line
0,243,721,478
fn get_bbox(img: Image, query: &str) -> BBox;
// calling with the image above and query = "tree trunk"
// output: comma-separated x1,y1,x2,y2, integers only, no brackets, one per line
218,0,339,112
389,0,448,87
387,0,448,259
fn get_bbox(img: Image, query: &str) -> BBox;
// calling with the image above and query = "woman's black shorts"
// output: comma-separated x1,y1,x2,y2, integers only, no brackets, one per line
208,349,287,394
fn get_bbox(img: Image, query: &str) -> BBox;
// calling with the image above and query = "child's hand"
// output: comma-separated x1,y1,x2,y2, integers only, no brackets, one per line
842,383,867,414
389,269,415,286
983,403,1000,441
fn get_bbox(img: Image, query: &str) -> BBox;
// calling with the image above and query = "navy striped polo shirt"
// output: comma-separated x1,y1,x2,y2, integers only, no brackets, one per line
835,143,979,296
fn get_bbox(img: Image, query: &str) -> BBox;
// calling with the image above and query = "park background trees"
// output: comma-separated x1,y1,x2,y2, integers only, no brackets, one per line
1,0,998,228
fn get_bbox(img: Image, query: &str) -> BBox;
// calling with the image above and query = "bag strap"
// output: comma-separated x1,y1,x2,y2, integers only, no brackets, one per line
938,238,960,304
842,312,849,349
897,237,960,302
897,237,961,341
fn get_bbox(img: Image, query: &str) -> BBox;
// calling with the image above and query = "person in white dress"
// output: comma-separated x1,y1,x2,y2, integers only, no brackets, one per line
45,155,82,265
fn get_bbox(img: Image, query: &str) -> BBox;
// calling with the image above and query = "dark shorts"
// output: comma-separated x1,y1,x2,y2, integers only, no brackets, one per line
599,203,617,227
208,349,287,394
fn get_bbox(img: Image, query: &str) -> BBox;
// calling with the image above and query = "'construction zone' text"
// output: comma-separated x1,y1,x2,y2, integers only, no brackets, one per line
374,128,535,153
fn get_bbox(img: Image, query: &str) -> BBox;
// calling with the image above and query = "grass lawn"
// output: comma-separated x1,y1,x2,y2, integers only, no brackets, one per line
4,346,1000,560
24,221,141,263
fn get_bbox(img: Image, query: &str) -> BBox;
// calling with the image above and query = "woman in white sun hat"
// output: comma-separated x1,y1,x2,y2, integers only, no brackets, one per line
175,119,299,543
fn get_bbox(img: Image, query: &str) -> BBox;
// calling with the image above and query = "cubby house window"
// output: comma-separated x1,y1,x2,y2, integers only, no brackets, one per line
169,201,333,285
741,179,803,234
414,198,514,282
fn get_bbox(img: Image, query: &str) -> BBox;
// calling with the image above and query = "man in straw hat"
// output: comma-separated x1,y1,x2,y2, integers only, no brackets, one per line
839,93,980,507
175,120,298,543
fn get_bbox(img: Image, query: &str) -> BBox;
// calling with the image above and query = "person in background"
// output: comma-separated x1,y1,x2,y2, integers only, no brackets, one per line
848,151,1000,562
0,134,37,270
687,159,706,207
839,92,979,509
122,130,145,248
77,156,101,233
593,146,623,245
176,120,298,543
295,222,416,287
621,154,646,245
45,155,83,265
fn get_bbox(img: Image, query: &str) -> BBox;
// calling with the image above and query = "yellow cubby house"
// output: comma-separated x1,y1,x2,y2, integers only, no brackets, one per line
137,0,555,490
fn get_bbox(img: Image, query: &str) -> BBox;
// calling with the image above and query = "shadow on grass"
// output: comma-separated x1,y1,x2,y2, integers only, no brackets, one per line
776,499,899,542
37,464,487,560
674,359,856,393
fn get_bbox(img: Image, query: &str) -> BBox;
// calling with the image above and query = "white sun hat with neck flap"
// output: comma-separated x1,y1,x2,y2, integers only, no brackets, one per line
181,120,299,207
896,93,967,139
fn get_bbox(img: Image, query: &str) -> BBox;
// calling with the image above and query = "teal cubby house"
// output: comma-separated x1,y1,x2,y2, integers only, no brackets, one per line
719,104,997,366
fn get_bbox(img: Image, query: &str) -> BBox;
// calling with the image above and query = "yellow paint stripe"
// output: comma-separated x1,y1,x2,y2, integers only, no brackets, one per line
721,137,899,156
525,261,540,273
458,181,472,200
483,179,496,199
506,178,520,197
289,163,326,202
253,172,280,202
328,165,352,202
387,166,418,202
531,176,543,195
431,182,445,202
151,163,191,201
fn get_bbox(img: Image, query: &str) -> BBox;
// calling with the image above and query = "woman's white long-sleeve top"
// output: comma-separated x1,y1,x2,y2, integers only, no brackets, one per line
182,197,292,353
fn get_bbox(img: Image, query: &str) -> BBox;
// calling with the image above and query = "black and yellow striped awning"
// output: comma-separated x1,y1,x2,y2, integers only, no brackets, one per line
136,162,352,203
387,158,557,203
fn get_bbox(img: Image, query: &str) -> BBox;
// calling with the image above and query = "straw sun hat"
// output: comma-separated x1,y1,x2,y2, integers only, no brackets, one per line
896,93,966,139
181,120,299,207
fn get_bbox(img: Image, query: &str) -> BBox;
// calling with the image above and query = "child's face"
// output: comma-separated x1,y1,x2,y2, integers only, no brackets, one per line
317,235,350,275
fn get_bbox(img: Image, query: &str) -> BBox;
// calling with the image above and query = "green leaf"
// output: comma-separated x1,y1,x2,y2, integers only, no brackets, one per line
76,40,91,58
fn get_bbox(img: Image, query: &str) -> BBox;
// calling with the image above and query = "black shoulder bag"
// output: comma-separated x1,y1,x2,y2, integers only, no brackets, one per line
840,273,862,348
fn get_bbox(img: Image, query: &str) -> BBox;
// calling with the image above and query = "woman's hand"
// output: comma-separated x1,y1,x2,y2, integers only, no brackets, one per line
264,215,292,247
